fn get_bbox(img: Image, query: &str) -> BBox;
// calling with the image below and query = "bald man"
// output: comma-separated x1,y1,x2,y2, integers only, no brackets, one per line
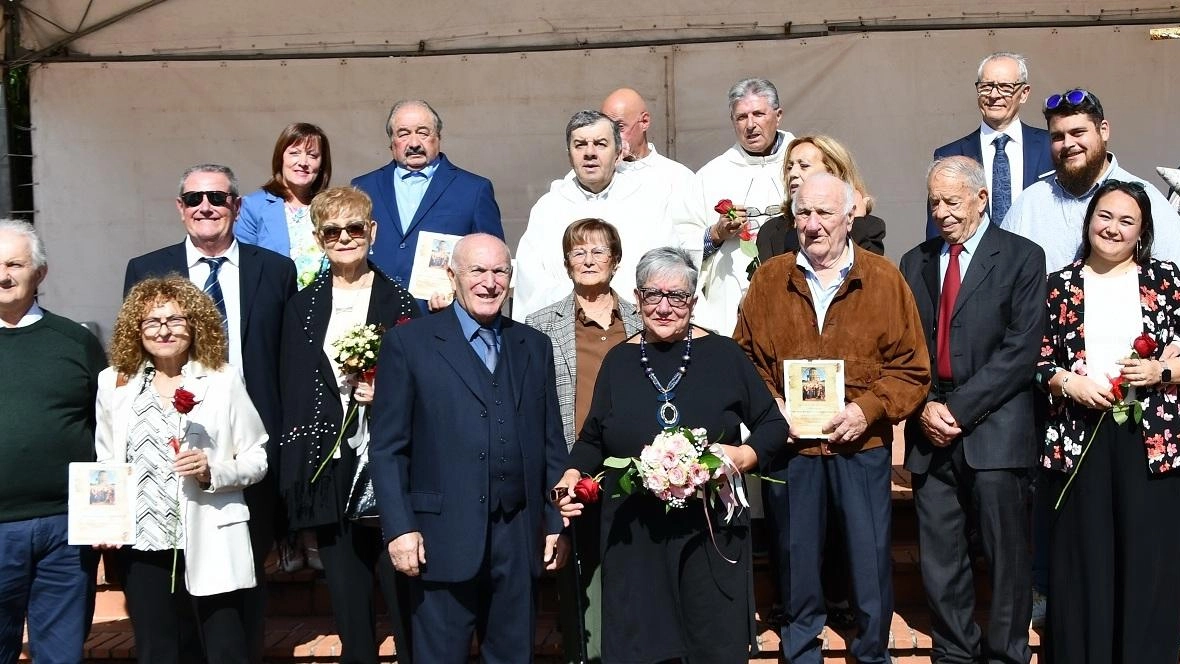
600,88,694,183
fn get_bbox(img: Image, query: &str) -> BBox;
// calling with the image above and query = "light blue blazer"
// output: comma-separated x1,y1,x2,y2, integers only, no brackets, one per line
235,189,290,258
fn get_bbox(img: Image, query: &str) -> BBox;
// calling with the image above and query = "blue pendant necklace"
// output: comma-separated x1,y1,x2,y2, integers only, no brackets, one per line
639,327,693,428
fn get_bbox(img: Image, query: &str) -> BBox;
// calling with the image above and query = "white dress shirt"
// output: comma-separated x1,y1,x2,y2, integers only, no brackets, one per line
184,237,243,374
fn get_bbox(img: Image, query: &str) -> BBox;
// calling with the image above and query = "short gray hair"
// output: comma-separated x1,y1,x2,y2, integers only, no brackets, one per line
179,164,240,197
928,156,988,194
385,99,444,140
635,246,699,294
791,173,856,217
564,110,621,151
0,218,46,269
448,232,512,272
977,52,1029,83
727,78,781,116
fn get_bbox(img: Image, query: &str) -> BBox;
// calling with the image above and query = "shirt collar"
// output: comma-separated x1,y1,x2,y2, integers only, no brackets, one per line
185,236,240,268
452,300,501,340
980,120,1024,145
0,302,44,328
795,238,855,276
942,218,990,256
394,160,440,180
574,175,615,201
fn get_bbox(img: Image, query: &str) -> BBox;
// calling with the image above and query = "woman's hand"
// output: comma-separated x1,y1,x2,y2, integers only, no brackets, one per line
717,444,757,473
174,448,211,484
553,468,584,527
352,376,376,405
1062,373,1115,410
1118,357,1164,388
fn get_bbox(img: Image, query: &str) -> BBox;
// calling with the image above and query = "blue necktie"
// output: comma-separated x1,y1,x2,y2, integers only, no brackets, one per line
991,134,1012,224
200,257,228,330
476,328,498,372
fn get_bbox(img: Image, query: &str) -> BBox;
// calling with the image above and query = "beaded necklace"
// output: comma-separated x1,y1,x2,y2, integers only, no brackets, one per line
639,326,693,428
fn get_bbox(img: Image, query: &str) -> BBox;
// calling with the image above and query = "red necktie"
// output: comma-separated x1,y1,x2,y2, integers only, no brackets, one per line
937,244,964,381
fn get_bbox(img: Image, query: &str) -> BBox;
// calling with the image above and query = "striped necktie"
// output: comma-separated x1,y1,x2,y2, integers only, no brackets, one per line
200,256,228,330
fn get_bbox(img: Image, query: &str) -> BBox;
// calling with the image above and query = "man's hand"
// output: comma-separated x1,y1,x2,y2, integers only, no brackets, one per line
711,206,750,245
919,401,961,447
823,402,868,444
427,291,454,312
388,531,426,576
542,533,569,571
554,468,584,527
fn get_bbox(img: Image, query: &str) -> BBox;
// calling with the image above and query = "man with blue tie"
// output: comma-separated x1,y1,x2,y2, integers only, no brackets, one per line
369,233,569,663
929,53,1052,238
351,100,504,313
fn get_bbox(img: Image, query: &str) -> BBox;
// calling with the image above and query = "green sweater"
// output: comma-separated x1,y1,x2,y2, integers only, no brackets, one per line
0,310,106,523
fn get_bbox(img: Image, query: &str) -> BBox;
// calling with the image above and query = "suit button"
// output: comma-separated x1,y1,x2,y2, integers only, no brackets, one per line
479,495,486,503
481,411,487,418
497,418,504,424
479,452,486,460
399,242,407,249
491,381,498,388
500,457,508,463
499,473,506,481
495,399,502,405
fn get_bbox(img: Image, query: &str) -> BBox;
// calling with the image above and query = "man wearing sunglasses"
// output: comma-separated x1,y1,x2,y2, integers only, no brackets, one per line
1000,88,1180,273
124,163,296,663
929,52,1053,239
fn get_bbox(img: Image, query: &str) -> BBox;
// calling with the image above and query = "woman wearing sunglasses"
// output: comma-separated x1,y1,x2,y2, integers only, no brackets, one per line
277,186,419,664
235,123,333,289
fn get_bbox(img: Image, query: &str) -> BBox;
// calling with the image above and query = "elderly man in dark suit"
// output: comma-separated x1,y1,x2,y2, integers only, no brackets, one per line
351,100,504,313
369,233,568,663
124,163,296,662
900,155,1045,664
928,52,1052,238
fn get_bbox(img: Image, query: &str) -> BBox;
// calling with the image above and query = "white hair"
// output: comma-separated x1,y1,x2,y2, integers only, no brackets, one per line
0,218,47,269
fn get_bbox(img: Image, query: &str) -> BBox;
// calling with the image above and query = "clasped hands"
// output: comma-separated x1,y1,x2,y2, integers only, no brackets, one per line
1059,357,1166,411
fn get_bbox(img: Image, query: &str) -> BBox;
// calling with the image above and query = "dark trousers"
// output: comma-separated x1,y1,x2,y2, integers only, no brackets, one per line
242,481,275,663
119,548,250,664
766,447,893,664
1046,415,1180,664
913,442,1032,664
557,504,601,664
410,507,536,664
0,514,97,664
316,520,413,664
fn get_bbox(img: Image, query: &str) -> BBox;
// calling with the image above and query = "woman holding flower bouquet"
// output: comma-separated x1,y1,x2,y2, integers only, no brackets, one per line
556,247,788,663
277,186,419,664
1036,180,1180,664
96,276,268,664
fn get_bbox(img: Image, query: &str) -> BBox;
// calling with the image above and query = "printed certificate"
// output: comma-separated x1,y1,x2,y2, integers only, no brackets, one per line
67,462,136,546
408,231,462,300
782,359,846,439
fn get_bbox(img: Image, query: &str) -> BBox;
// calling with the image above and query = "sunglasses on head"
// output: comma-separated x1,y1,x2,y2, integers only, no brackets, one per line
319,222,369,243
180,190,234,208
1044,89,1096,111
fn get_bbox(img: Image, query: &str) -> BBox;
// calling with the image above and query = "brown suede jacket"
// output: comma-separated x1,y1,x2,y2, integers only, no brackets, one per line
734,244,931,455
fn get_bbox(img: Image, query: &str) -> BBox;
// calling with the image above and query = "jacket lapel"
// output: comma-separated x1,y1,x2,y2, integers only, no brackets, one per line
237,244,263,342
953,225,998,318
405,157,456,237
374,163,404,240
922,240,942,315
502,319,532,410
435,308,490,406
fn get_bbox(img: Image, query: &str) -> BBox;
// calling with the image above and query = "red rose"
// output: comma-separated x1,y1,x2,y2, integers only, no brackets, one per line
573,476,601,504
169,436,181,455
1110,376,1126,402
1132,333,1158,358
396,316,412,326
738,226,754,242
713,199,737,220
172,388,199,414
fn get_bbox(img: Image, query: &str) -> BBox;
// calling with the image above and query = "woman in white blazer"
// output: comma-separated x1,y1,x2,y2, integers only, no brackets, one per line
96,276,267,664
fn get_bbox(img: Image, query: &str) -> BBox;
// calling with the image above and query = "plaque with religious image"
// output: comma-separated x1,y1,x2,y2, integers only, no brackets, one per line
408,231,463,300
68,462,136,545
782,359,845,439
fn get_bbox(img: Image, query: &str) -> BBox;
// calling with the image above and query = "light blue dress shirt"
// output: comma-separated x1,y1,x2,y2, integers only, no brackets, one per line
393,160,440,233
453,301,501,365
795,239,855,332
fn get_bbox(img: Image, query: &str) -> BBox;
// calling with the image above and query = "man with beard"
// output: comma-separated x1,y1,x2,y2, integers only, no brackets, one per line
1000,88,1180,271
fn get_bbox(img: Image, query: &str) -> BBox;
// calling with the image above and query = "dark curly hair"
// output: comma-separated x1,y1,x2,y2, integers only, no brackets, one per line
108,275,228,376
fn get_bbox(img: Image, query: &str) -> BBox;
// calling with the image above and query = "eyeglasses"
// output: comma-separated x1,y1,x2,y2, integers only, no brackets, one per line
794,207,841,222
318,222,369,243
745,205,783,218
179,191,234,208
636,287,692,308
975,80,1027,97
1044,89,1096,111
567,246,611,262
140,315,188,334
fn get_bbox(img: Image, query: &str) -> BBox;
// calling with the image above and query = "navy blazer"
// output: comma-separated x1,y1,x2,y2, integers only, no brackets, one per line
368,306,568,583
235,189,290,257
898,224,1046,472
123,241,296,446
351,154,503,305
928,122,1053,238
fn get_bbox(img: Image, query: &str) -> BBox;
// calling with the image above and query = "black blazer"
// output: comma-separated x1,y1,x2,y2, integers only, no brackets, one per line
756,213,886,263
277,266,421,529
368,306,568,583
898,223,1046,472
927,122,1053,237
123,241,296,445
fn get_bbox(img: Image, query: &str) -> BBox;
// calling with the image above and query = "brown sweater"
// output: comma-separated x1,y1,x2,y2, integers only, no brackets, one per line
734,245,931,455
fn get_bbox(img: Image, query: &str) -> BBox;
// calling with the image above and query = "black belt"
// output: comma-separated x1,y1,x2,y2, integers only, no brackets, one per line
935,379,958,396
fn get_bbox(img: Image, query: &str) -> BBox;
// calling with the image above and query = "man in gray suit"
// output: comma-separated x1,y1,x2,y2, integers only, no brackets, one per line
900,156,1045,664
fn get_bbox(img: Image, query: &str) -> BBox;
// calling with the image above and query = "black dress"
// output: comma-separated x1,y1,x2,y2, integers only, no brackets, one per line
569,332,787,664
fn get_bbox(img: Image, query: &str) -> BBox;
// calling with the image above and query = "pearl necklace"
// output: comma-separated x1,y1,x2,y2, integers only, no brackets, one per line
639,327,693,428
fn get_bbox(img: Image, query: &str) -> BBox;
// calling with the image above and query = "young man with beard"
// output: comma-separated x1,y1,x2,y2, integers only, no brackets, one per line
1000,88,1180,272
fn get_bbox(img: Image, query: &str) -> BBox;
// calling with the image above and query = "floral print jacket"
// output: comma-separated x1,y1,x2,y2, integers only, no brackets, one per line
1036,259,1180,475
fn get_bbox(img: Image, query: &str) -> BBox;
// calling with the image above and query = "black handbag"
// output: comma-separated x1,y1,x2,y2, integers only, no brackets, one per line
345,456,380,525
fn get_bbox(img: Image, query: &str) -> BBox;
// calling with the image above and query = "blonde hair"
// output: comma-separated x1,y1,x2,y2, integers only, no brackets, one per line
783,134,873,213
108,276,227,375
309,186,373,230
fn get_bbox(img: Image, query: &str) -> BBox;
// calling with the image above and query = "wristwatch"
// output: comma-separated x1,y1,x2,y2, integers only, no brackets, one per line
1162,363,1172,384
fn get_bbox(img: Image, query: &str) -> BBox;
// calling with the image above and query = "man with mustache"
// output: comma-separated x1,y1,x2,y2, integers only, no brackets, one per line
673,77,794,336
512,110,678,321
1000,88,1180,272
352,100,504,313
